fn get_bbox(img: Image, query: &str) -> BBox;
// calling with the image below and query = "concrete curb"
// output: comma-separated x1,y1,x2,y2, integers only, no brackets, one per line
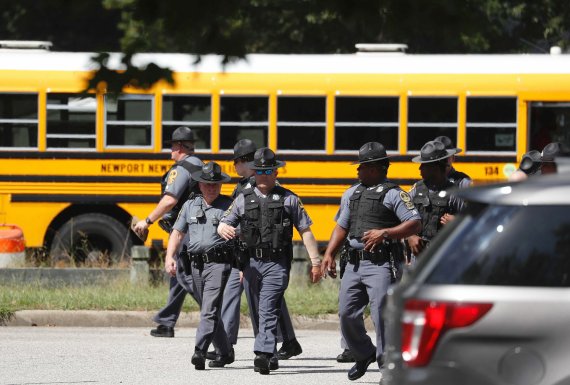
6,310,359,331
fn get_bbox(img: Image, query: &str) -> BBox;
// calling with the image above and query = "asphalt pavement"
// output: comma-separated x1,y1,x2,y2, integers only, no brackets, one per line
0,326,382,385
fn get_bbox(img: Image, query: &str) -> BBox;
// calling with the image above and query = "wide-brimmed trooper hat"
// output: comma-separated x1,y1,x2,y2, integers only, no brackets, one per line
541,142,570,162
191,162,231,183
165,126,195,143
351,142,390,164
434,135,462,154
519,150,542,175
248,147,286,170
412,140,457,163
232,139,257,160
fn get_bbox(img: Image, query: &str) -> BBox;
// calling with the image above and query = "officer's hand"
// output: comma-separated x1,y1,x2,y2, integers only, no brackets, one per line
362,229,388,251
321,255,337,279
440,213,455,225
217,223,236,240
407,235,424,255
165,255,177,277
239,271,244,284
310,266,322,283
133,220,148,237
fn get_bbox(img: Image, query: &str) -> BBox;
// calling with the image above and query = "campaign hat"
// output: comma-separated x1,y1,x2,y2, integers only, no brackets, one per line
351,142,390,164
519,150,542,175
412,140,457,163
434,135,462,154
191,162,231,184
541,142,570,162
165,126,195,143
248,147,285,170
232,139,257,160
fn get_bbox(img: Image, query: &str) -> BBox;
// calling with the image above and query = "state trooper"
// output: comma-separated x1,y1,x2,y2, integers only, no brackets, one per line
434,135,472,188
407,140,465,258
218,147,322,375
133,126,203,338
209,139,302,362
321,142,421,381
164,161,235,370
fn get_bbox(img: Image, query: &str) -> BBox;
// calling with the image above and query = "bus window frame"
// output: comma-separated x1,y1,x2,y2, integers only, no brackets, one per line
0,92,39,150
103,93,155,150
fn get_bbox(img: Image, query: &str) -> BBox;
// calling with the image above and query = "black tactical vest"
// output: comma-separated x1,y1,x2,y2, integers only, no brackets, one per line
448,168,470,187
160,158,202,223
240,185,293,250
412,180,454,240
348,182,401,238
232,176,255,199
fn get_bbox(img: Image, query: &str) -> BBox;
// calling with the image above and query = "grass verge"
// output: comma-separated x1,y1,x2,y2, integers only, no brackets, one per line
0,276,341,316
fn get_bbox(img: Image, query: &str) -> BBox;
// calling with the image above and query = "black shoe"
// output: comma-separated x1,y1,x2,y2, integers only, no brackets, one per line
336,349,356,363
348,353,376,381
269,356,279,371
205,351,217,360
208,348,235,368
254,354,270,375
150,325,174,338
277,338,303,360
191,351,206,370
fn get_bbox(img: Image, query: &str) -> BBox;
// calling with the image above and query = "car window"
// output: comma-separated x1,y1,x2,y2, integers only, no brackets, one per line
425,205,570,287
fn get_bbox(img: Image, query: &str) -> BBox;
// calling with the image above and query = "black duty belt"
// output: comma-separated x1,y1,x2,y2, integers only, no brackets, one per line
346,247,389,265
248,247,284,262
189,245,233,264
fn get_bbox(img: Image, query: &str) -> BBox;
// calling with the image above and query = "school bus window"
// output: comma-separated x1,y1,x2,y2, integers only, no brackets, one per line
408,97,458,151
105,94,153,147
46,93,96,150
466,97,517,152
277,96,325,150
0,93,38,148
162,95,211,150
335,96,399,151
220,96,268,150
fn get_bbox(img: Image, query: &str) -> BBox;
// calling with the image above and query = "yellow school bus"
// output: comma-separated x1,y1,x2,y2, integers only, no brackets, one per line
1,44,570,261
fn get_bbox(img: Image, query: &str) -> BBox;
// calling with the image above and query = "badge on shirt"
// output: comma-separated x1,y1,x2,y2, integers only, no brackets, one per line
400,191,415,210
167,170,178,185
376,186,384,192
272,194,280,200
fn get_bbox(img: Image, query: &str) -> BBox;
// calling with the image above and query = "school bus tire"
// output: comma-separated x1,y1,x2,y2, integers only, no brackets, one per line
49,213,133,265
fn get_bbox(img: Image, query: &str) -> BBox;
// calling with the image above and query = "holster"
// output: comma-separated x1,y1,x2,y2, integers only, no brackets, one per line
179,252,192,276
339,244,348,279
158,219,173,234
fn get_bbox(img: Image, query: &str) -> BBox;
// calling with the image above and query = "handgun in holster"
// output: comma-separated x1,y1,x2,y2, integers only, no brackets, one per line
234,239,249,271
179,251,192,276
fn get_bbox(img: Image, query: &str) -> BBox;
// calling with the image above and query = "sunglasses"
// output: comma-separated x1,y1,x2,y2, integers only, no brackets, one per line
255,169,274,175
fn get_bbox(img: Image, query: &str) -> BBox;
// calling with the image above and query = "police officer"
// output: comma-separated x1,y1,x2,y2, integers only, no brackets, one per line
211,139,302,362
407,140,465,257
133,126,203,338
434,135,472,188
164,161,234,370
218,147,321,375
321,142,421,381
540,141,570,174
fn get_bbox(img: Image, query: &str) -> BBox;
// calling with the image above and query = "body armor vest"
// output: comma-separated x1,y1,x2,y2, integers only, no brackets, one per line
412,180,454,240
448,169,470,187
160,158,202,224
240,185,293,250
348,182,401,238
232,176,255,199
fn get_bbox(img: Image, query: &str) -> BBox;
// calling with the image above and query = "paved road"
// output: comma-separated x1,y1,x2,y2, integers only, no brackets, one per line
0,327,382,385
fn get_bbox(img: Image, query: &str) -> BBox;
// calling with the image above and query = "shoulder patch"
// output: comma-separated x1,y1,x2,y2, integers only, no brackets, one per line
298,197,305,211
400,191,415,210
167,170,178,185
223,202,234,218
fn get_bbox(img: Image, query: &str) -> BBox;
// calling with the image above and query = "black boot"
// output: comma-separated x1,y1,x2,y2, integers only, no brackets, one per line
208,348,235,368
269,355,279,370
150,325,174,338
336,349,356,363
277,338,303,360
253,353,270,375
348,352,376,381
191,350,206,370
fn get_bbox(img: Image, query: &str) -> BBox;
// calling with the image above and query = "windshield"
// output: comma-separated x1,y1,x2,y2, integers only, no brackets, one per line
424,205,570,287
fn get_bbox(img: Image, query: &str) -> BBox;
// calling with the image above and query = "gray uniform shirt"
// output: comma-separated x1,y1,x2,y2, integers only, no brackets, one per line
408,181,465,214
174,195,232,254
221,187,313,233
163,155,203,199
336,181,421,249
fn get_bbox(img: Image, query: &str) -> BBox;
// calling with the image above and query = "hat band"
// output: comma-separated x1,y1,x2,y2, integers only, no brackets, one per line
422,150,447,161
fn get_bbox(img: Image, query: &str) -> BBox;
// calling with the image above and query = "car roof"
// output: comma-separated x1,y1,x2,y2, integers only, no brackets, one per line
456,167,570,206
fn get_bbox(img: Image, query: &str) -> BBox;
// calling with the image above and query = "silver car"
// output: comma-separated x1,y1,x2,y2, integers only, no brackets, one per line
382,173,570,385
